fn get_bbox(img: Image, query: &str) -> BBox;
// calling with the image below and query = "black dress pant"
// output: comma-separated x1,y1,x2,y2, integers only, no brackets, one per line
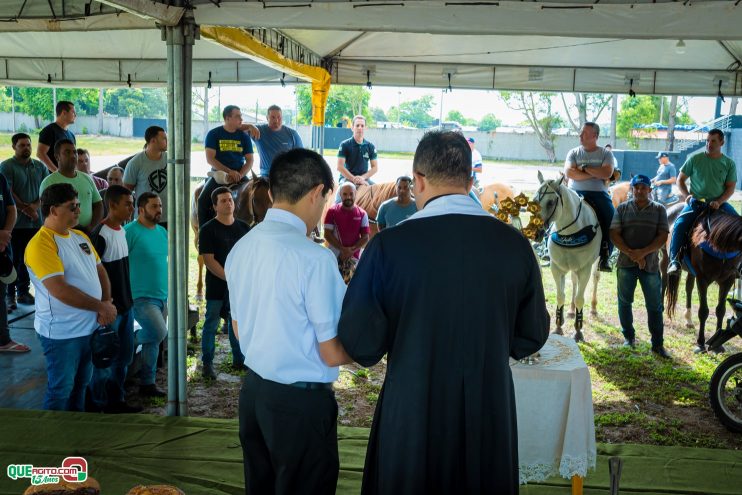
239,369,339,495
8,227,37,297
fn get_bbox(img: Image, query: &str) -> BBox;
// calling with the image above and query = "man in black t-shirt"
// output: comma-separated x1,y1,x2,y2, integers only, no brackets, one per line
37,101,77,173
199,186,250,379
336,115,378,203
88,185,142,413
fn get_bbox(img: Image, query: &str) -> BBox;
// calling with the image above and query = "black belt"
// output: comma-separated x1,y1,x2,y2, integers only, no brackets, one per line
247,368,333,391
288,381,333,391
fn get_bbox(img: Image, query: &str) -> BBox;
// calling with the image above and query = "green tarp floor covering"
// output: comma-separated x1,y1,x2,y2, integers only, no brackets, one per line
0,409,739,494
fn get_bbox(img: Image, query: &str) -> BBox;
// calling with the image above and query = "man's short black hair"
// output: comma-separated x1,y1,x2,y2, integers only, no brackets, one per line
223,105,240,120
269,148,334,204
211,186,232,205
396,175,412,185
137,191,159,209
56,101,74,117
709,128,725,141
76,148,89,156
145,126,165,144
41,183,77,217
53,138,75,159
11,133,30,146
413,130,471,188
104,185,133,207
267,105,281,113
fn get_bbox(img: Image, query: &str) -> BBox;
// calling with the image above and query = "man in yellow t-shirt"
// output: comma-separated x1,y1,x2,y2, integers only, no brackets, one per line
25,183,116,411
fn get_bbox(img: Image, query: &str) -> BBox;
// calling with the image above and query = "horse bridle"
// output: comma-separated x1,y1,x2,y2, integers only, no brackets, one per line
535,181,586,234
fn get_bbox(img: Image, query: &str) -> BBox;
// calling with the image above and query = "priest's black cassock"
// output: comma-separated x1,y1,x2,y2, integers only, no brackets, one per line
338,194,549,494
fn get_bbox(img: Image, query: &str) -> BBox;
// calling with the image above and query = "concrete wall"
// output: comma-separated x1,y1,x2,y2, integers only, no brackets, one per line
0,112,132,137
297,125,667,161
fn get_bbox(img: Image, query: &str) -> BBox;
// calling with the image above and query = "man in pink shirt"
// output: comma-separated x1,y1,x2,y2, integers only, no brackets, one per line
324,182,370,282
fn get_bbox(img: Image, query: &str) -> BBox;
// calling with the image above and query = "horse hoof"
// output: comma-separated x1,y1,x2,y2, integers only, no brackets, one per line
709,345,726,354
567,311,575,318
574,331,585,343
590,308,598,316
195,294,204,302
553,328,564,336
693,345,707,354
685,322,694,329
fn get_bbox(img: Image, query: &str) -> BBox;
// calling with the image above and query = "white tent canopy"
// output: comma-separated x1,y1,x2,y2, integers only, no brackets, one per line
1,0,741,95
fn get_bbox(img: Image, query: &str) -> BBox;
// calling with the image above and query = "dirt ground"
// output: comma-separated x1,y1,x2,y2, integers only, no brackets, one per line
138,294,742,451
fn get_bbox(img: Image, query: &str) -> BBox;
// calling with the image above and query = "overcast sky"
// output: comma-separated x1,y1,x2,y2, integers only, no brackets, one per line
218,84,728,127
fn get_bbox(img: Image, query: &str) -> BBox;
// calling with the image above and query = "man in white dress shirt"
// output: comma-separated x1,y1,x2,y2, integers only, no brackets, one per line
225,148,352,494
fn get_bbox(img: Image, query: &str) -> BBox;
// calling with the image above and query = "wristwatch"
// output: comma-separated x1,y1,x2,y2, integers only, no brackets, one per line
579,164,588,172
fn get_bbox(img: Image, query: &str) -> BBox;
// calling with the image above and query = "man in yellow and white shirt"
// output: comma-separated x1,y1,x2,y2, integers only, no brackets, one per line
25,183,116,411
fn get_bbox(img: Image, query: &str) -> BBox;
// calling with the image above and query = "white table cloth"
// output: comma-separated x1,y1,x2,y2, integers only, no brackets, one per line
512,334,597,484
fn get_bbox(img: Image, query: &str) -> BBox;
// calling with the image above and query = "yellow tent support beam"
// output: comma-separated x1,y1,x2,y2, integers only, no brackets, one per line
201,25,331,126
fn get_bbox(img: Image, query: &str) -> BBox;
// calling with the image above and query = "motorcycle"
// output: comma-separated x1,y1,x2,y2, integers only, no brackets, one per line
706,274,742,433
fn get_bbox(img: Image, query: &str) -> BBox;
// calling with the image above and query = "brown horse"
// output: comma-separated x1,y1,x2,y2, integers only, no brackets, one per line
666,210,742,353
191,176,272,298
321,181,514,239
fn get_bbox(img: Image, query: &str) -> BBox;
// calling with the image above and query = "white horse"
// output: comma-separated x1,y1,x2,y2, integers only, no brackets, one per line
535,171,601,341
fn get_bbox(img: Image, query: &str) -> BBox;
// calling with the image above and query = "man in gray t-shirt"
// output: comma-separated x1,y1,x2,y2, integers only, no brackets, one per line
609,174,670,358
123,126,168,226
564,122,616,272
244,105,303,176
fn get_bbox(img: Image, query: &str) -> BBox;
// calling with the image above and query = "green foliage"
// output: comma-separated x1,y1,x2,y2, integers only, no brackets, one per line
0,87,12,112
478,113,501,132
12,87,54,120
296,84,372,127
104,88,167,118
370,106,387,123
445,110,466,124
617,95,694,148
398,95,435,128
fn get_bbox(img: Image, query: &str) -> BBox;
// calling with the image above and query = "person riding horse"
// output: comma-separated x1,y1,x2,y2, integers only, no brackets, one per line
668,129,738,275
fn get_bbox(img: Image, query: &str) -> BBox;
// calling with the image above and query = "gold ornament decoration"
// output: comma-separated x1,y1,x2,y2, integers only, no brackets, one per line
493,192,543,240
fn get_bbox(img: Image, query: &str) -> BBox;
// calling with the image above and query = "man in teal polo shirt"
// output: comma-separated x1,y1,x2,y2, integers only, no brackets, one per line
125,192,168,397
668,129,738,274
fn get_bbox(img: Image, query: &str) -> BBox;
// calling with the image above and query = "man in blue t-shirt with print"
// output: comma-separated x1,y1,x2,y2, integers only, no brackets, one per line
243,105,303,176
377,176,418,230
198,105,254,227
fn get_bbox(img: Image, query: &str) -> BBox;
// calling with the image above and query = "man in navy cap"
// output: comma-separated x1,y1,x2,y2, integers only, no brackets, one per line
651,152,677,203
609,174,670,358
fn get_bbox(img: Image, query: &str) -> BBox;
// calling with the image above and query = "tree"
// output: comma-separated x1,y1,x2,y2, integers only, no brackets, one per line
666,95,678,151
617,95,693,148
478,113,501,132
0,87,12,113
501,92,563,162
295,84,372,127
397,95,435,128
370,107,387,123
104,88,167,118
560,93,612,132
445,110,467,124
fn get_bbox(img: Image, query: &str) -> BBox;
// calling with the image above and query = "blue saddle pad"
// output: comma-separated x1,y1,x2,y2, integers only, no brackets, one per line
682,254,697,277
551,225,597,248
699,241,740,260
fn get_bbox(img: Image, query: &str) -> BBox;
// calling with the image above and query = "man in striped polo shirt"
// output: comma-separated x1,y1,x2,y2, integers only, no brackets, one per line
609,174,670,358
25,183,117,410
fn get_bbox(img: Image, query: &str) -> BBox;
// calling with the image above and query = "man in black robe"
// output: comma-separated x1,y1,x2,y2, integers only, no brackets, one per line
337,130,550,494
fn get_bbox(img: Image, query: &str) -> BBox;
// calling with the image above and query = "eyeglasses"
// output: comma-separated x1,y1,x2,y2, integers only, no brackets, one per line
60,202,81,212
410,171,425,188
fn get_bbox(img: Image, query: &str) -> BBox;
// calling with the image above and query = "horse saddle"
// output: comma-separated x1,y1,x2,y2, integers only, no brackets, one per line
550,225,598,248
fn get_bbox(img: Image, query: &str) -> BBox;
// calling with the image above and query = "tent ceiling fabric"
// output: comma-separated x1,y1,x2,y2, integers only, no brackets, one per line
0,0,741,94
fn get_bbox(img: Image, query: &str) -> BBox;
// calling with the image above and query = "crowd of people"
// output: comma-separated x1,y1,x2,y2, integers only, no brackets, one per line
0,98,738,493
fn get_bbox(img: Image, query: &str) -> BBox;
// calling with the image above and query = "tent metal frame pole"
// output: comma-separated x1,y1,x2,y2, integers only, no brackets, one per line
165,5,195,417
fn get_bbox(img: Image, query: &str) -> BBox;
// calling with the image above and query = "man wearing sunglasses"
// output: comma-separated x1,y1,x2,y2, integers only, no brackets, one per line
25,183,117,411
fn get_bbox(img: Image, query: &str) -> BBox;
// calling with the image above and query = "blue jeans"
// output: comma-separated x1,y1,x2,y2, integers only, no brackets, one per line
38,334,93,411
575,190,615,259
669,200,738,262
89,310,134,407
617,267,664,347
133,298,168,386
202,299,244,367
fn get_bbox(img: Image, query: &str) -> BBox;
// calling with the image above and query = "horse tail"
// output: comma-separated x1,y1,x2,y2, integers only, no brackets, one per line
666,271,681,318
